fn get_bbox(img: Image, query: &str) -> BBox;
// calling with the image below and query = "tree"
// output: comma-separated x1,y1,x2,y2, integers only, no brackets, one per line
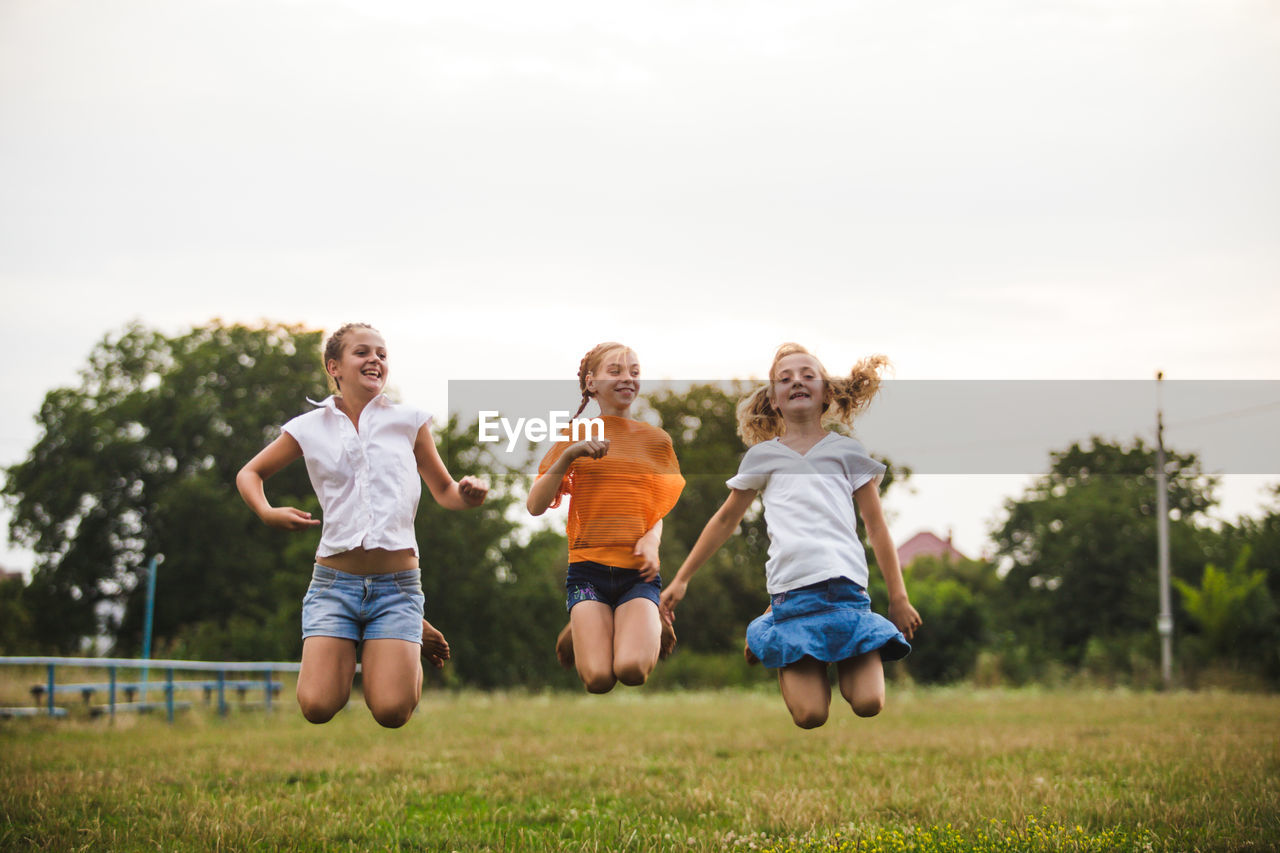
0,575,34,654
4,321,326,653
891,554,997,683
993,436,1219,666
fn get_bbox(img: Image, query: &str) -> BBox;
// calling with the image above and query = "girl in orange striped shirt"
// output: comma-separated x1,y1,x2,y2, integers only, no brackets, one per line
528,343,685,693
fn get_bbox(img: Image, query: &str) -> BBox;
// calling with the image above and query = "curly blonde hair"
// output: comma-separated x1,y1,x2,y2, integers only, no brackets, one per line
736,343,889,446
571,342,636,418
322,322,379,393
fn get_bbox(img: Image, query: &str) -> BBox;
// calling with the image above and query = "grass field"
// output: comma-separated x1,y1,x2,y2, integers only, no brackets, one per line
2,681,1278,852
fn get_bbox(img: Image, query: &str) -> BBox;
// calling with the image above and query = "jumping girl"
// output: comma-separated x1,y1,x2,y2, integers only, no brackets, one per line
527,342,684,694
237,323,487,727
660,343,920,728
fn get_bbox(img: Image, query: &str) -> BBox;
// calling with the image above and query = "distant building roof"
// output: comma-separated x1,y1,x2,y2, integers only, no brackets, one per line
0,568,23,583
897,531,969,566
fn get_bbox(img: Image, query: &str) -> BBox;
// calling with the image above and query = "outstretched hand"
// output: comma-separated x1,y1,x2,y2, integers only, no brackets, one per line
262,506,321,530
658,580,686,627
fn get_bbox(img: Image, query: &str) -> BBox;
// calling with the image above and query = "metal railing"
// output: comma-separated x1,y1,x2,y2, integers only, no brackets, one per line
0,656,303,722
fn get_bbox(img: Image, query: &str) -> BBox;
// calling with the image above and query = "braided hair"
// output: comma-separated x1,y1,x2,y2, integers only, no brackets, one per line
571,342,634,419
736,343,889,446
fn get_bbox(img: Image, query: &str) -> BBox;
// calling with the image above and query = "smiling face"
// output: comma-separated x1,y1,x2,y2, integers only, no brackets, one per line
585,346,640,415
770,352,828,418
326,328,388,398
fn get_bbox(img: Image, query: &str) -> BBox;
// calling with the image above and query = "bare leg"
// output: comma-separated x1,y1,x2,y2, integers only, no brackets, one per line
563,617,671,666
777,657,832,729
837,652,885,717
297,636,357,724
613,599,661,686
361,638,423,728
570,601,617,693
421,618,450,670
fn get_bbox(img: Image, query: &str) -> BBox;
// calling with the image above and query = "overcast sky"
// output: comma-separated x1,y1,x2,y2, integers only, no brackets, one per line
2,0,1278,575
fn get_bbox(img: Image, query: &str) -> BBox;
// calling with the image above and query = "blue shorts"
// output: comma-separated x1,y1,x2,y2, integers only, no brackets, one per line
565,561,661,612
746,576,910,669
301,564,425,643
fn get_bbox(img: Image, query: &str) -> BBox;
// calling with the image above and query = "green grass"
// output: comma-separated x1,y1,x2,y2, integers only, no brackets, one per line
2,685,1278,851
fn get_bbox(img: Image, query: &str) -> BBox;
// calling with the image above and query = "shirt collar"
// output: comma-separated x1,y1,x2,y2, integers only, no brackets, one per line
307,394,392,413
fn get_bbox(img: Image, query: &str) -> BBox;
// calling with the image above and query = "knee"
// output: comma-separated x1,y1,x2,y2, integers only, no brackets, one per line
583,673,617,694
790,707,829,729
849,693,884,718
613,659,652,687
369,699,417,729
297,695,341,725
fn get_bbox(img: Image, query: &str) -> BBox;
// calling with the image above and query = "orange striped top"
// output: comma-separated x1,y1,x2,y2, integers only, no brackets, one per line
537,416,685,569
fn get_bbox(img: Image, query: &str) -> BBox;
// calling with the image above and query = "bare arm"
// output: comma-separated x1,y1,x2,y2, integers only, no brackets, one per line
658,488,757,623
414,424,488,511
854,481,922,639
236,433,321,530
525,439,609,516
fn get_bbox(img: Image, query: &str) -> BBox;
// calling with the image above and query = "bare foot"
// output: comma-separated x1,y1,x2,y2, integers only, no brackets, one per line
422,619,450,669
555,622,574,669
659,620,677,660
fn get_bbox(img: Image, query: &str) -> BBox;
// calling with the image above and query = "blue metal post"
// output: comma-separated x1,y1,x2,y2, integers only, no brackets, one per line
141,556,158,702
263,669,273,712
108,666,117,721
165,667,174,723
46,663,55,716
217,670,227,717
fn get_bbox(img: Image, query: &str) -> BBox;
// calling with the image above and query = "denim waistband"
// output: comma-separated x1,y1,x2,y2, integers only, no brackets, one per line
311,564,421,584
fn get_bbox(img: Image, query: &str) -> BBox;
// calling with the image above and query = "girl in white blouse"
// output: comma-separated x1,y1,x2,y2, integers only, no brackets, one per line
660,344,921,729
237,323,487,727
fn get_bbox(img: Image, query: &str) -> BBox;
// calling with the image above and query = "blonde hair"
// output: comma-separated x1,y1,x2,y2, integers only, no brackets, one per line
736,343,889,446
570,342,636,419
322,322,379,393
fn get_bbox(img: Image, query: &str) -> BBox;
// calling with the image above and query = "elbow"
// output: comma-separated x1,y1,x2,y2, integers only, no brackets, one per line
526,496,546,516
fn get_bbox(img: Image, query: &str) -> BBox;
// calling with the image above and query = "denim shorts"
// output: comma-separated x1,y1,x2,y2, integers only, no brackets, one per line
301,564,425,643
746,576,910,669
565,561,662,612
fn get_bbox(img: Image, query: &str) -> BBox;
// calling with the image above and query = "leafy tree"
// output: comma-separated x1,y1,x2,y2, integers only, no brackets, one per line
4,321,324,653
1175,547,1276,672
993,436,1218,666
891,554,997,683
0,575,34,654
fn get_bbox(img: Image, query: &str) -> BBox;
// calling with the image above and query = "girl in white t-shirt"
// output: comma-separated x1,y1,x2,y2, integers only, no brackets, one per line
237,323,488,727
660,344,921,729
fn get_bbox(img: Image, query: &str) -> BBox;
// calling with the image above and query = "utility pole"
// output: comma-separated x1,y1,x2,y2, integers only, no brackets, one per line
1155,371,1174,689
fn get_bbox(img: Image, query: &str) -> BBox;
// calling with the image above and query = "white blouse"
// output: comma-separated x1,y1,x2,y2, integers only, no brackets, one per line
726,432,885,593
282,395,431,558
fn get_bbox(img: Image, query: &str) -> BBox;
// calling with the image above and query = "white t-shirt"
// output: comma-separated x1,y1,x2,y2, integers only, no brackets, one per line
726,432,885,593
281,395,431,558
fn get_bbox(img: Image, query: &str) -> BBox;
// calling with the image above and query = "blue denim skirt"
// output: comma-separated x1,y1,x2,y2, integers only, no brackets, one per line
746,576,910,669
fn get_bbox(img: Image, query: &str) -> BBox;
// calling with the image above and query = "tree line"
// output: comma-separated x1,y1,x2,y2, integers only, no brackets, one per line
2,321,1276,689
